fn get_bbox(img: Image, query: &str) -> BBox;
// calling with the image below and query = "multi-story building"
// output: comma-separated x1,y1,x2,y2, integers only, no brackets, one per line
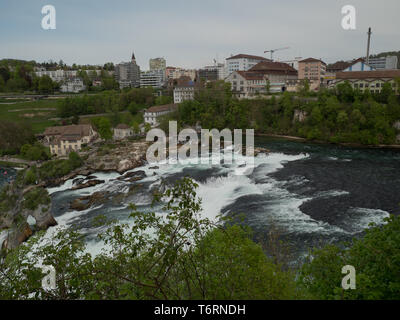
225,71,267,98
44,124,98,156
169,68,197,81
34,70,77,82
140,69,166,88
198,63,226,81
225,61,298,98
115,52,141,89
60,78,86,93
165,66,177,79
298,58,327,89
173,76,197,103
225,54,270,76
333,70,400,94
298,58,327,81
149,57,166,71
368,56,398,70
144,104,178,127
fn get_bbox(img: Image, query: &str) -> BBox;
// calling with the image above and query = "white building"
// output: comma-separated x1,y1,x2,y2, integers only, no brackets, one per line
343,59,375,72
144,104,178,127
225,54,269,76
113,123,133,140
35,70,77,82
140,69,166,88
173,77,196,103
225,71,267,98
60,78,86,93
368,56,398,70
280,57,303,71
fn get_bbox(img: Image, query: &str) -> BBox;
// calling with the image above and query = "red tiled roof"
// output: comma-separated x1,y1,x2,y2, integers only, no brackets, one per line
115,123,131,130
249,61,298,76
146,104,178,113
236,71,265,80
327,61,352,72
299,58,326,65
336,70,400,80
226,54,270,61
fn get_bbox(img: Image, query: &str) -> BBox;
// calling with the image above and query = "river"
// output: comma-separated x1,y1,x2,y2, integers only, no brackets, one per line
9,137,400,260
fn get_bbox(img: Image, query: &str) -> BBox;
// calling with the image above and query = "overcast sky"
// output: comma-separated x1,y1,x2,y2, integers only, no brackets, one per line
0,0,399,69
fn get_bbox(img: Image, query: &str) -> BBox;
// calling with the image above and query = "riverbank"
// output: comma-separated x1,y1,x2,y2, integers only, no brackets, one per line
255,133,400,150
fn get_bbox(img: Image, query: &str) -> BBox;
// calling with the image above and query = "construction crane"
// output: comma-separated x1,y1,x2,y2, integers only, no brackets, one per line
264,47,290,61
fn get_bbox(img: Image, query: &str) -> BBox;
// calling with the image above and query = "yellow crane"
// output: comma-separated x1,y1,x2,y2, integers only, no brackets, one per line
264,47,290,61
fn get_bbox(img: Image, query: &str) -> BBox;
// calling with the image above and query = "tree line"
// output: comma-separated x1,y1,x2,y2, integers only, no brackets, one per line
175,80,400,145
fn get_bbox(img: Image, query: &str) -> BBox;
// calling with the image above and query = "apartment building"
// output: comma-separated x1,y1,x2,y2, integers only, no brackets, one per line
140,69,166,88
298,58,326,82
60,78,86,93
34,70,77,82
173,76,197,103
368,56,398,70
44,125,98,156
115,52,141,89
225,54,270,75
199,63,226,81
149,58,166,71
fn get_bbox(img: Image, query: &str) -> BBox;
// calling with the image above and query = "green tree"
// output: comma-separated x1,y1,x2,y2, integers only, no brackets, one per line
300,215,400,300
38,75,54,94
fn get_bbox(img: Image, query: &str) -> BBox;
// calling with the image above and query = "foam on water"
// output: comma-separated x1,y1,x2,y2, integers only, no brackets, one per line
40,148,391,257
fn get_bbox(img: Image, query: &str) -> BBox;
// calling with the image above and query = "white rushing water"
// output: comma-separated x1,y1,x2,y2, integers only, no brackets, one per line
40,149,390,257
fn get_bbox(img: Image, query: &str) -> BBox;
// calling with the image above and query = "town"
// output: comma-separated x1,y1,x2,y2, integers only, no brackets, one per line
1,27,400,160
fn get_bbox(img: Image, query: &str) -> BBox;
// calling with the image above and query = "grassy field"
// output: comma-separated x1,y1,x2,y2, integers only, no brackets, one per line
0,99,58,133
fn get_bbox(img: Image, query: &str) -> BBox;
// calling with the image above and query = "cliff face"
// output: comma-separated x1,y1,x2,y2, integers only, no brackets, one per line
0,182,57,251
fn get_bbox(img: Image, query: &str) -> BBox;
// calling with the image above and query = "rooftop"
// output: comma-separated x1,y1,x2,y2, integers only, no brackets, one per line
227,54,270,61
236,71,266,80
249,61,298,76
299,58,327,65
146,103,178,113
336,70,400,79
115,123,131,130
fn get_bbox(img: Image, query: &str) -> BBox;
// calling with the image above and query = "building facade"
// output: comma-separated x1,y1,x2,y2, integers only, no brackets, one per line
225,61,298,98
149,58,166,71
34,70,77,82
169,68,197,81
60,78,86,93
144,104,178,127
173,76,196,103
115,52,141,89
333,70,400,94
368,56,398,70
198,63,226,81
44,125,98,156
113,123,133,140
225,54,269,75
140,69,166,88
298,58,326,82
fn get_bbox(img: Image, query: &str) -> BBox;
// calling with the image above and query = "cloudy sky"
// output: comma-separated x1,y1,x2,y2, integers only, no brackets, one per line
0,0,399,69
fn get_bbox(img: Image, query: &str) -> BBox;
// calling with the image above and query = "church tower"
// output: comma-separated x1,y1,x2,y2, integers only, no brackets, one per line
131,52,136,64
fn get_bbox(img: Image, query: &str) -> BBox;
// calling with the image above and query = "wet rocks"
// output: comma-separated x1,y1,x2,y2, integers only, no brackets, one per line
71,179,105,190
70,191,108,211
